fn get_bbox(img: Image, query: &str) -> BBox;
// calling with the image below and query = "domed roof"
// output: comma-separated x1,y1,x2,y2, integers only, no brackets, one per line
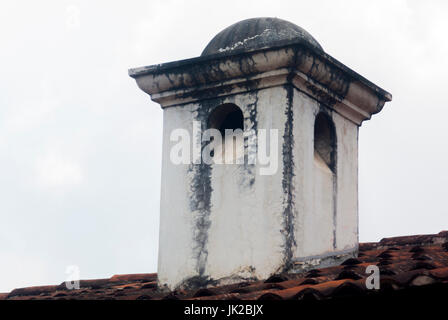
201,17,322,56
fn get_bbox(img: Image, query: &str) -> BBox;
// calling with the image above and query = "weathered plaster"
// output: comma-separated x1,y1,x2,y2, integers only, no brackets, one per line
130,24,391,290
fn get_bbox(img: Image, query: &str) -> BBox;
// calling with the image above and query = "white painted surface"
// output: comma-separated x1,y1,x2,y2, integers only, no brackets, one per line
206,88,287,282
157,83,359,289
158,88,291,289
311,151,334,255
292,89,358,260
334,112,359,251
158,105,197,287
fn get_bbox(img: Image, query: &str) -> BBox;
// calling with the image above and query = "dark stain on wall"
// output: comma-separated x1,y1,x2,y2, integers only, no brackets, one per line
183,91,261,288
131,40,391,117
241,91,259,188
331,115,338,250
280,82,297,272
188,157,212,278
181,275,217,291
185,98,225,286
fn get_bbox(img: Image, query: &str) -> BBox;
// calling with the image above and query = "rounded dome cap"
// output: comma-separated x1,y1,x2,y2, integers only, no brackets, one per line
201,17,322,56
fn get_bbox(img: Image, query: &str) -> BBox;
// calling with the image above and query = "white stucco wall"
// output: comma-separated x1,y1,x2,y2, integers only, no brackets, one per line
207,88,287,283
158,84,359,290
292,89,358,261
158,105,198,288
311,152,335,254
333,112,359,251
158,87,292,289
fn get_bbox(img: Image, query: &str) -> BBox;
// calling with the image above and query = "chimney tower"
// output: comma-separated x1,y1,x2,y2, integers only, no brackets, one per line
129,17,392,290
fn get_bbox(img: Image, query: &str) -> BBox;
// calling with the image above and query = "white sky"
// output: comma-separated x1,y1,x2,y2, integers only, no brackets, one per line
1,0,448,292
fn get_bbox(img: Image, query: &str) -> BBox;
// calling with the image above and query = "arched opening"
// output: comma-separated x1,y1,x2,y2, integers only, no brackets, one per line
207,104,244,163
314,112,336,172
208,103,244,135
307,111,337,255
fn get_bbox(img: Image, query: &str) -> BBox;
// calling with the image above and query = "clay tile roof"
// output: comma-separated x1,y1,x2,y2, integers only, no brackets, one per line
3,231,448,301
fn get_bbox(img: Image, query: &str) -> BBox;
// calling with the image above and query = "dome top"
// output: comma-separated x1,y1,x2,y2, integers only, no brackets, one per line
201,17,322,56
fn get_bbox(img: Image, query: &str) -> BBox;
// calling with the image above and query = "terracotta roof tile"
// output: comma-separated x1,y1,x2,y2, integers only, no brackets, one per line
3,231,448,301
109,273,157,283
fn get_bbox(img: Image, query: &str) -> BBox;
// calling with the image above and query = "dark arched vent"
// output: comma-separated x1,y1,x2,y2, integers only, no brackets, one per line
314,112,336,172
208,103,244,137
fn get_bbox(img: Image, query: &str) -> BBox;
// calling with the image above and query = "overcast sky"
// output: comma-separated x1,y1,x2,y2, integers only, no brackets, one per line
1,0,447,292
